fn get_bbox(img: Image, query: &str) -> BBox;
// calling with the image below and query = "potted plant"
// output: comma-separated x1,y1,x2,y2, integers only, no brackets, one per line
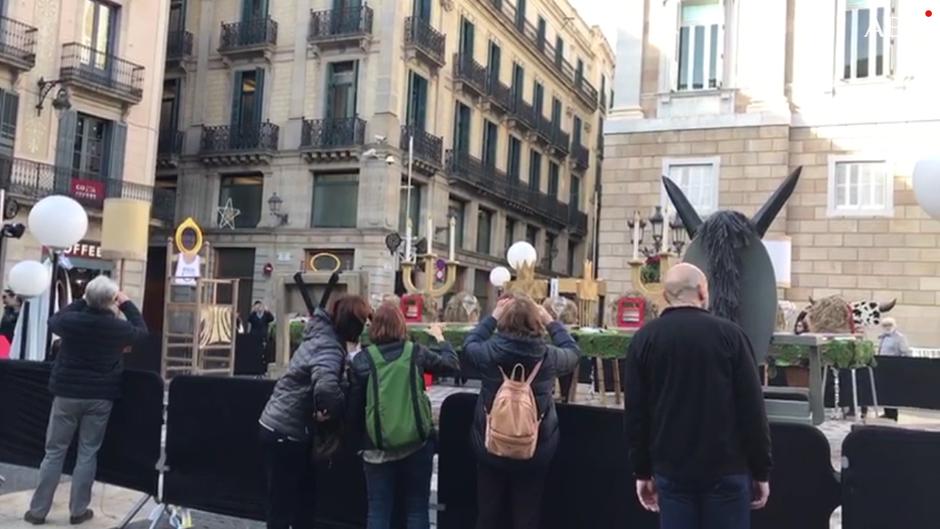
768,339,877,388
768,343,810,387
641,255,662,284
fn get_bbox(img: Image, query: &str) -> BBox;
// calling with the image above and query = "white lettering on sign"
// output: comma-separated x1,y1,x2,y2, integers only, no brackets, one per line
62,242,103,259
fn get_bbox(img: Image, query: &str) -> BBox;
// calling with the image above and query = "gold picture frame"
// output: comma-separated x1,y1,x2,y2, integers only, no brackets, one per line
175,217,204,257
308,252,342,273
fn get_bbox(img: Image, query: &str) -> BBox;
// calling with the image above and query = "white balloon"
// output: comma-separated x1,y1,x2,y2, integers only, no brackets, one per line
506,241,538,269
8,260,51,298
28,195,88,249
489,266,511,288
913,157,940,220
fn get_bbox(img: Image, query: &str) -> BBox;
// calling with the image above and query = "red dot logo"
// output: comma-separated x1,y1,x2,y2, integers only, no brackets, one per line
928,9,934,17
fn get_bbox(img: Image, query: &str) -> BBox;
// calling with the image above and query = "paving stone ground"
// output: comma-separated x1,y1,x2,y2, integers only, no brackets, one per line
2,382,937,529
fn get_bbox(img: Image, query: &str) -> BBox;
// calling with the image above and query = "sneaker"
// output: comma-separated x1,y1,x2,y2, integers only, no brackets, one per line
69,510,94,525
23,512,46,525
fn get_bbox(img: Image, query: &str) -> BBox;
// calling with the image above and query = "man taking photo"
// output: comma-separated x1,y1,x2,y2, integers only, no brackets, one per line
625,263,772,529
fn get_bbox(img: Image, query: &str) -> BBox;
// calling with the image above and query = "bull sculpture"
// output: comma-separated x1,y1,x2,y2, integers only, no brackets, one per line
794,295,897,334
664,167,802,365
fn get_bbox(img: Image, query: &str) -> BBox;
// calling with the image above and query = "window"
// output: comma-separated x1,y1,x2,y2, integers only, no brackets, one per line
545,232,557,271
407,71,428,130
515,0,526,29
477,208,493,254
600,75,607,108
841,0,892,81
454,102,472,155
482,120,498,168
555,36,564,67
313,173,359,228
662,158,720,216
548,162,559,199
413,0,431,20
305,249,355,272
169,0,185,32
231,69,264,131
449,197,466,249
536,17,546,51
460,17,474,56
82,0,116,70
526,225,538,246
474,270,491,316
505,217,517,251
828,156,893,217
488,41,501,82
72,113,110,177
567,241,578,276
533,81,544,115
569,173,581,211
161,79,181,134
575,58,584,86
508,136,522,180
511,63,524,102
528,149,542,191
399,181,422,233
551,98,562,129
677,0,723,91
219,174,263,228
572,115,582,146
326,61,358,119
242,0,267,20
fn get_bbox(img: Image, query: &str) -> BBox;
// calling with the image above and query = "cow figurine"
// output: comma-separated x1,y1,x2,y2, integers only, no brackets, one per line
794,296,896,334
664,167,802,365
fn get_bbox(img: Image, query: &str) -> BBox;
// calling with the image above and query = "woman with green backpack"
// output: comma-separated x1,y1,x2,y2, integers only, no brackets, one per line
349,302,460,529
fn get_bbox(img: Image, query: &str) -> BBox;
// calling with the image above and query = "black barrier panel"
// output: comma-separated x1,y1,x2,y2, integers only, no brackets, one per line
234,334,267,376
842,426,940,529
162,376,405,528
0,360,163,496
823,357,940,410
437,393,840,529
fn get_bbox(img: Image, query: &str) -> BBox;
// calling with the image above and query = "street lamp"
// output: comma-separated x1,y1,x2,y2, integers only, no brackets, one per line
35,78,71,116
649,206,664,251
8,260,51,360
669,216,687,255
28,195,88,360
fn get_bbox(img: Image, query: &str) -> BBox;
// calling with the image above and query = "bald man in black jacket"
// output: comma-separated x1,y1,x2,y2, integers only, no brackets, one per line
625,263,772,529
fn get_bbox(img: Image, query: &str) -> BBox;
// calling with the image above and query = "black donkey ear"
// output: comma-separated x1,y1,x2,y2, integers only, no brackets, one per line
662,175,703,238
751,166,802,237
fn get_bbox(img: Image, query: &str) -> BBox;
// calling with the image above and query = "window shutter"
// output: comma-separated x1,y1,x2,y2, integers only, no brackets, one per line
416,75,427,130
54,110,78,192
107,122,127,181
253,67,265,125
230,70,244,127
352,60,360,116
0,90,18,160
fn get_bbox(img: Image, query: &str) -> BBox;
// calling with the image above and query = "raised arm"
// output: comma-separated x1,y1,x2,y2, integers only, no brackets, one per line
543,320,580,376
461,315,497,370
418,323,460,376
117,300,149,344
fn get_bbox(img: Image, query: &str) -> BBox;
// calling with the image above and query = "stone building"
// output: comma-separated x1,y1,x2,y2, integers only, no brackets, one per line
158,0,613,316
601,0,940,346
0,0,171,302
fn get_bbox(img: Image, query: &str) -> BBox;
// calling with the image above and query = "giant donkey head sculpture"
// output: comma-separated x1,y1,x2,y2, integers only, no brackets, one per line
663,167,802,365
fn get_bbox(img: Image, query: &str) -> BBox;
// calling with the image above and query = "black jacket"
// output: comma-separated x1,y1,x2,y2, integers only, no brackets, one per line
625,306,773,482
247,310,274,337
260,308,347,440
48,299,148,400
348,339,460,451
462,316,581,471
0,306,18,342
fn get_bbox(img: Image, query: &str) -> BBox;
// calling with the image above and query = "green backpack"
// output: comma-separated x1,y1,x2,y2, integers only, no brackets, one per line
364,342,433,451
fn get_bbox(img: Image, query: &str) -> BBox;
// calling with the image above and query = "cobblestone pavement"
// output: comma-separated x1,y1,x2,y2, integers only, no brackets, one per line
3,382,938,529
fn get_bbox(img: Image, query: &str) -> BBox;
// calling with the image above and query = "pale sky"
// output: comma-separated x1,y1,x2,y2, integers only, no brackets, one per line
570,0,619,48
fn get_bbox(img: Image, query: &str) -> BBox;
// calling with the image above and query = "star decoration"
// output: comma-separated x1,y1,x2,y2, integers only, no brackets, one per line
217,198,241,229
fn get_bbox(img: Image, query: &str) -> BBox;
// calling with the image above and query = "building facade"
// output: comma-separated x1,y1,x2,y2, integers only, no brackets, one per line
0,0,171,301
601,0,940,346
160,0,613,316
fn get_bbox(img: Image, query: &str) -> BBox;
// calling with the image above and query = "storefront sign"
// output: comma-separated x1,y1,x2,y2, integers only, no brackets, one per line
62,241,104,260
70,179,105,203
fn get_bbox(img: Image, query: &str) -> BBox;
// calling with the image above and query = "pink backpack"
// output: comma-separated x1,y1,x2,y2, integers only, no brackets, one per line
485,361,543,460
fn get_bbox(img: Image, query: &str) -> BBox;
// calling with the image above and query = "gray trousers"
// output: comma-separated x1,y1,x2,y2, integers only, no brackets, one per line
28,397,113,519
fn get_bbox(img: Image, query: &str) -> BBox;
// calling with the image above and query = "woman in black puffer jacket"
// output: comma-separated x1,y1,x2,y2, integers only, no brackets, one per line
462,295,581,529
258,294,371,529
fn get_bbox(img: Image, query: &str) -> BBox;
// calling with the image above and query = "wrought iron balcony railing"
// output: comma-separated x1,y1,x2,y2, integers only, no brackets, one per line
508,98,535,130
550,127,570,156
453,53,487,96
569,209,588,235
400,126,443,168
404,17,444,66
59,43,144,103
151,187,177,223
201,122,279,153
482,0,598,110
301,117,366,149
219,17,278,52
486,78,512,113
309,6,373,41
571,142,589,171
158,129,184,156
166,29,194,61
0,15,37,70
0,156,173,222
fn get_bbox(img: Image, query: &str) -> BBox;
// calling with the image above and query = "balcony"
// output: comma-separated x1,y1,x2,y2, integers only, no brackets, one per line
453,53,487,99
401,126,443,174
506,98,534,133
59,43,144,105
569,209,588,236
166,29,194,69
1,157,174,224
200,122,279,166
484,78,512,115
570,142,589,172
218,17,277,61
308,6,373,55
480,0,598,111
403,17,445,69
0,16,37,72
446,150,569,228
157,129,184,169
300,117,366,162
549,127,570,158
528,112,554,148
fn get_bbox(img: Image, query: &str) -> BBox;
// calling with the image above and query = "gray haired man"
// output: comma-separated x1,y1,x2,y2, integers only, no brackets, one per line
24,276,147,525
877,317,910,421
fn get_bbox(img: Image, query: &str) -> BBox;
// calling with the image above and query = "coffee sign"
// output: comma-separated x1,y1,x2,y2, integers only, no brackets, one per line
62,242,103,260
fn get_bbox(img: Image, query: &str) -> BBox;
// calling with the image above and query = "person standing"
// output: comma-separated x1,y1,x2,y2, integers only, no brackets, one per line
877,317,911,421
0,288,21,343
24,277,148,525
349,303,459,529
258,294,370,529
463,295,581,529
248,301,276,344
625,263,772,529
